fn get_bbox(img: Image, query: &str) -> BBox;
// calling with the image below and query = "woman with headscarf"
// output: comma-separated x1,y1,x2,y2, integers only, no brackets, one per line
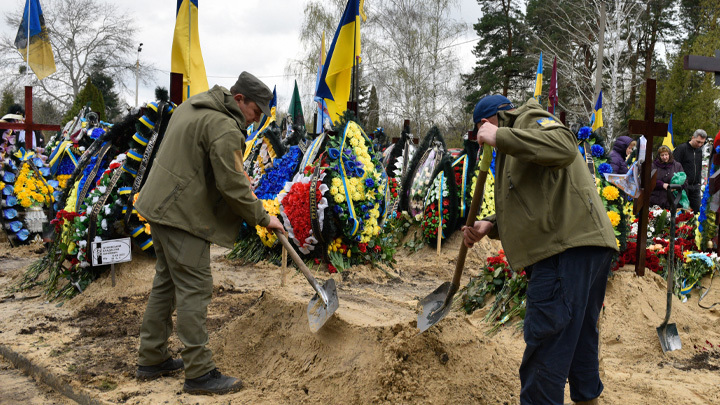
649,145,685,209
609,135,633,174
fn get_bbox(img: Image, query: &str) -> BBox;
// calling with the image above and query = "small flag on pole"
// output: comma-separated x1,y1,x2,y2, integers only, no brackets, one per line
662,114,674,150
171,0,209,101
590,90,603,132
533,52,543,102
14,0,56,80
315,0,367,123
288,80,305,129
548,56,558,114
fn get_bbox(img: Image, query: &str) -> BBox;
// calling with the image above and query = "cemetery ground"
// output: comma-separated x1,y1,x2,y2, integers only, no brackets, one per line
2,235,720,404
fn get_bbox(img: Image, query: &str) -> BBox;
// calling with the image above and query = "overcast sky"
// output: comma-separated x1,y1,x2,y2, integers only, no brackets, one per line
4,0,483,112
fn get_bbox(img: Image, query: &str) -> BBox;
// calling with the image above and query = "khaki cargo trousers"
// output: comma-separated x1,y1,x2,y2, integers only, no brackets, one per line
137,222,213,379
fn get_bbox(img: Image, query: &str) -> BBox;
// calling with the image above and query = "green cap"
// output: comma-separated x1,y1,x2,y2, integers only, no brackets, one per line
230,72,272,117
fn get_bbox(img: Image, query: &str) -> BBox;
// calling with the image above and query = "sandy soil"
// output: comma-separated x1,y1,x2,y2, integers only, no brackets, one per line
1,234,720,404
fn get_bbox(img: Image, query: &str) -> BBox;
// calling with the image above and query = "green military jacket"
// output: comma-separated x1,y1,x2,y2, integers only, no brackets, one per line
135,85,270,248
484,98,618,270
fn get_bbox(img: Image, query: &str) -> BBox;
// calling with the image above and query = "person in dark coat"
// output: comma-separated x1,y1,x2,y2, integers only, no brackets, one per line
609,135,633,174
673,129,708,211
649,145,685,209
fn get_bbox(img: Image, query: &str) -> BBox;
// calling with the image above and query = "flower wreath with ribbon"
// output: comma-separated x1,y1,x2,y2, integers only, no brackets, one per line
399,126,447,220
277,168,329,254
324,121,388,246
421,155,459,243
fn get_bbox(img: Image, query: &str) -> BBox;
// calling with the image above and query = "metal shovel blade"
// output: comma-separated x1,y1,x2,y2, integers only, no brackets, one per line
417,282,454,333
657,323,681,353
307,278,339,333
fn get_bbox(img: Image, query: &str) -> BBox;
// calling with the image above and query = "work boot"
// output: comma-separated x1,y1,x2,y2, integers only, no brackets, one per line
183,368,243,395
136,357,184,380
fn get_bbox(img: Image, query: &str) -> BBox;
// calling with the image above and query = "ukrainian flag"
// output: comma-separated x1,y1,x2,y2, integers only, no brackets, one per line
14,0,56,80
591,90,603,132
533,52,543,102
270,86,277,121
315,0,367,123
662,114,674,150
171,0,208,101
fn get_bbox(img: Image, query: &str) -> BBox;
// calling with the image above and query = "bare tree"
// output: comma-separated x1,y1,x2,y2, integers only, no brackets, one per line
0,0,154,115
367,0,466,136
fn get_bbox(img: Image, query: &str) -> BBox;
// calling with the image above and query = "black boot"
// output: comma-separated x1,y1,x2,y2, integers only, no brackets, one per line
183,369,243,395
136,357,184,380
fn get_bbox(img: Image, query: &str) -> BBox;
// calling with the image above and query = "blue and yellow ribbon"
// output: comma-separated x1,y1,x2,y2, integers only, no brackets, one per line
130,225,144,237
127,150,143,162
139,238,153,250
132,132,148,147
13,147,35,161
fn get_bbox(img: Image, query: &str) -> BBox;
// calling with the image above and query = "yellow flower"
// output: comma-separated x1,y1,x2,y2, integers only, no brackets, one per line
616,238,620,247
602,186,619,201
352,192,362,201
330,186,339,195
20,198,32,208
607,211,620,227
334,193,345,203
331,177,342,188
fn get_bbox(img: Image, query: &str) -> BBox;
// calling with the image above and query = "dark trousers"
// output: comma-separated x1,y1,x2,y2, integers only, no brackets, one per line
686,184,701,213
519,246,614,404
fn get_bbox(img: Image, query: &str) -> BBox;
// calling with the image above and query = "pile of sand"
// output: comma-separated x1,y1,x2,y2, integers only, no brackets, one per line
2,234,720,404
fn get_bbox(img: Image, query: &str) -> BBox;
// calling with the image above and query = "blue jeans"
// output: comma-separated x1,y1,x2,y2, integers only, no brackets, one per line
519,246,614,404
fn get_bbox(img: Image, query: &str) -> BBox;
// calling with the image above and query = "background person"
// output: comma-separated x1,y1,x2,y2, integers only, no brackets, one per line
609,135,633,175
649,145,685,209
673,129,707,212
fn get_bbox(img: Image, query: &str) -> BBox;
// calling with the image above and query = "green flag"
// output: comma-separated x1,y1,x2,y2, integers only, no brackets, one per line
288,80,305,129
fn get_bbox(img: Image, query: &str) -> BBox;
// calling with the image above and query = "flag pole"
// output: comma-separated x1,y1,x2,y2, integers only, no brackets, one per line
26,0,30,78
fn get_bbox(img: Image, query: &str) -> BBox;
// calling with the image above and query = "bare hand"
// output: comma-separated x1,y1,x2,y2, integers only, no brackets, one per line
476,119,498,147
461,220,494,248
663,183,668,190
265,216,285,233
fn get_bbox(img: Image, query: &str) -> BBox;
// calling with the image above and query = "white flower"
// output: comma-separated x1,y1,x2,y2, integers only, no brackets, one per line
97,186,107,194
80,261,90,268
101,219,107,230
78,240,87,248
94,236,102,242
104,205,111,215
79,216,87,222
92,196,99,204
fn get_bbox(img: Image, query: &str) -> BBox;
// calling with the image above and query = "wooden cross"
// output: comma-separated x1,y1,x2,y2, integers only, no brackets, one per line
684,50,720,86
628,78,667,277
0,86,61,149
684,50,720,254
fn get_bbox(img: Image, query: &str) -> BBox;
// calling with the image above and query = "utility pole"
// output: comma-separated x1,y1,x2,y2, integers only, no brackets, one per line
135,43,143,108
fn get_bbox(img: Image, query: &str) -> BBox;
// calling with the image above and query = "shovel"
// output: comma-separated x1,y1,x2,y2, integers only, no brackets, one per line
657,184,683,353
417,144,493,333
274,230,339,333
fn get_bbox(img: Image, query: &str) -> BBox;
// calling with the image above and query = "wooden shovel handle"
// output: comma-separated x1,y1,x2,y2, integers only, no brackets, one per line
449,144,493,294
274,230,329,305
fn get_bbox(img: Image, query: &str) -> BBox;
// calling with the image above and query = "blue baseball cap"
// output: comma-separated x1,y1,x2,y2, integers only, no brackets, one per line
473,95,515,124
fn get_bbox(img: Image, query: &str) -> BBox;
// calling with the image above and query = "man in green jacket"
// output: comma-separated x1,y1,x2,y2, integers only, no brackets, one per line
463,95,618,405
134,72,284,395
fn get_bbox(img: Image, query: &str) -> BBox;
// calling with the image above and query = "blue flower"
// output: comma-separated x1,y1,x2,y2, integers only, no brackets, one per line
716,145,720,154
598,163,612,174
328,148,340,159
591,144,605,157
355,167,365,178
365,178,375,188
577,126,592,140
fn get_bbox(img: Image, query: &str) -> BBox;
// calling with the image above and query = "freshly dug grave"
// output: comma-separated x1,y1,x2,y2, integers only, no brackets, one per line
1,234,720,404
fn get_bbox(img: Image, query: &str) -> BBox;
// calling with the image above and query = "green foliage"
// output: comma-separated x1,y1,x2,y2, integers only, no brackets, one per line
89,61,121,121
62,78,107,124
463,0,533,110
0,90,16,115
651,0,720,144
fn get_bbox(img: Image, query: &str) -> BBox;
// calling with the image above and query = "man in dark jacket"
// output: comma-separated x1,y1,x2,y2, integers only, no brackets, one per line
673,129,707,212
134,72,284,395
463,95,618,405
609,135,633,175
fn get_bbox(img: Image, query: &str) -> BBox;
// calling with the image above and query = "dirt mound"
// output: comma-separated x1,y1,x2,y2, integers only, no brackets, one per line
2,239,720,404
